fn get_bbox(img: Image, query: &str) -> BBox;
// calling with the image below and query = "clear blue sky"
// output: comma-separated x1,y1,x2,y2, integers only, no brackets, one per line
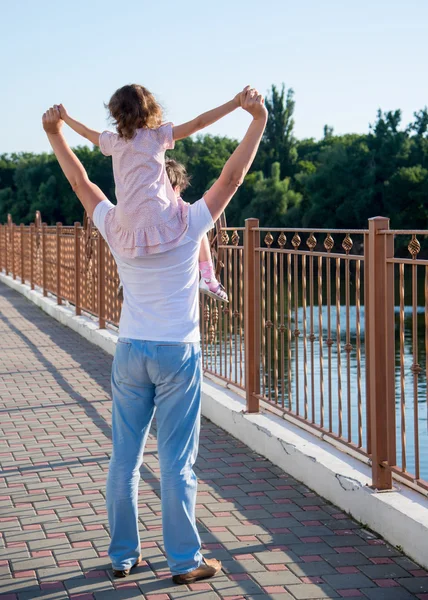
2,0,427,153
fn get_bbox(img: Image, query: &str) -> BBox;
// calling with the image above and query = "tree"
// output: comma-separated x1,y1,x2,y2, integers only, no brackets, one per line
323,125,334,139
258,84,297,178
299,137,375,228
241,162,302,226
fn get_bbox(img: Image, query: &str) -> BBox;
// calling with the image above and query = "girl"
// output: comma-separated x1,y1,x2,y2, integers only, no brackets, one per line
58,84,245,301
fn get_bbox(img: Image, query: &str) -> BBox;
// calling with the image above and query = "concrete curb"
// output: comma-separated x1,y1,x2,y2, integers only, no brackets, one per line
2,270,428,569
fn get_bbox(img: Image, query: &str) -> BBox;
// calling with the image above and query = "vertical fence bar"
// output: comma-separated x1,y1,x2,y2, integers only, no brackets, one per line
98,234,106,329
364,232,371,455
367,217,395,489
411,247,420,480
302,254,308,419
3,225,9,275
318,255,324,428
56,223,62,305
30,223,34,290
399,263,406,473
42,223,47,297
244,218,260,413
20,223,24,284
74,223,81,315
12,223,15,280
336,257,342,438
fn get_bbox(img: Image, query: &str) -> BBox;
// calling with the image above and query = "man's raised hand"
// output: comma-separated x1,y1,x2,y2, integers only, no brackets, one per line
42,106,63,135
241,87,268,120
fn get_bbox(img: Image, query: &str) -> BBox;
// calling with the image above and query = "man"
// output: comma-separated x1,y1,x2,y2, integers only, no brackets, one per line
42,87,267,584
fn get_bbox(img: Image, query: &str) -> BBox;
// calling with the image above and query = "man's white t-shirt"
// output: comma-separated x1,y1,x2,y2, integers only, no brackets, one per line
93,197,214,342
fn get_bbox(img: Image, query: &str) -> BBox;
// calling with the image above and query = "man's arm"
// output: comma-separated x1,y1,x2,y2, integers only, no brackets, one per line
172,87,247,141
42,107,105,218
58,104,101,147
203,88,268,223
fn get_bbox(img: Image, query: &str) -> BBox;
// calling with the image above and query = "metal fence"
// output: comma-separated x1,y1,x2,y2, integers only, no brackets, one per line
1,213,427,497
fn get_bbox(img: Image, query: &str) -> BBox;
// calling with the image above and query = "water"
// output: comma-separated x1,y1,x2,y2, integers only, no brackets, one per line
204,303,428,482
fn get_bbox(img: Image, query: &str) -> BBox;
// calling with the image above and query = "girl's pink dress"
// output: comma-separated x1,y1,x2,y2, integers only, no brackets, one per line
99,123,189,259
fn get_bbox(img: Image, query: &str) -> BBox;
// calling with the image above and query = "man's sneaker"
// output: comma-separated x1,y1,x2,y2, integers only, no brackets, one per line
112,554,142,578
199,278,228,302
172,557,222,585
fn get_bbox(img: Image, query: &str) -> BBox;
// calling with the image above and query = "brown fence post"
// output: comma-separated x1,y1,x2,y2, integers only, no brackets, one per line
98,234,106,329
4,223,8,276
30,223,34,290
11,222,16,280
74,222,81,316
244,218,260,413
366,216,395,490
42,223,47,297
56,223,62,305
20,223,25,284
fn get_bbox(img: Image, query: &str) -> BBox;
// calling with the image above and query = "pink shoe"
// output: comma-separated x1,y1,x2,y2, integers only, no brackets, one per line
199,278,228,302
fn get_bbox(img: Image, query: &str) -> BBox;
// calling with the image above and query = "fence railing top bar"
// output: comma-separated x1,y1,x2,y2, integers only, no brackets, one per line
255,247,365,260
378,229,428,235
220,227,245,231
388,257,428,266
255,227,368,234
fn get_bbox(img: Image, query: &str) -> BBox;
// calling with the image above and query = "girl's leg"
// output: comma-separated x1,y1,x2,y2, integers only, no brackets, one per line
198,235,228,302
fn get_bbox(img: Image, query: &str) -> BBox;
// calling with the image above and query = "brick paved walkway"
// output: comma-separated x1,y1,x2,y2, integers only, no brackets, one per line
0,282,427,600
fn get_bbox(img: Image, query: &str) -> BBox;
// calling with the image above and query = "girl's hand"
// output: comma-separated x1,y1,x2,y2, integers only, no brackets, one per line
58,104,68,120
42,106,63,134
233,85,250,108
242,87,268,120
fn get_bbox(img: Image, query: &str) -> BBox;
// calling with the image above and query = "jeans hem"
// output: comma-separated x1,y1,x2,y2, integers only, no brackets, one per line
170,557,203,577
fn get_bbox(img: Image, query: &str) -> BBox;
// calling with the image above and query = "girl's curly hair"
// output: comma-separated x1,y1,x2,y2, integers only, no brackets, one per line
107,84,163,140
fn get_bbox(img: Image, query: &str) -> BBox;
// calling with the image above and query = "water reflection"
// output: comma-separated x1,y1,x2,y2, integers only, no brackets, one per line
204,304,428,482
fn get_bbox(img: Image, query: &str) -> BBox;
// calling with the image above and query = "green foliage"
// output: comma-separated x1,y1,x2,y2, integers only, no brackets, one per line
1,90,428,233
257,84,297,178
241,162,302,226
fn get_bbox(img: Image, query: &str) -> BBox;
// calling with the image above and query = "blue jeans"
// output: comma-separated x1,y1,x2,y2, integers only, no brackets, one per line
106,339,203,575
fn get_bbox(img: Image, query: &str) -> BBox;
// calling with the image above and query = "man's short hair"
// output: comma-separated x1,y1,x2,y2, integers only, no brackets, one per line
165,159,191,192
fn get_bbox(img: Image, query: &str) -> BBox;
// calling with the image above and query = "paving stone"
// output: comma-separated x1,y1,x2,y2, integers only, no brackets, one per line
397,576,428,593
290,526,335,538
322,572,376,589
325,552,372,567
64,576,114,595
286,542,338,556
11,556,56,570
359,564,411,579
0,579,40,595
221,559,266,574
94,590,144,599
169,591,221,599
284,583,339,598
360,588,417,600
323,535,367,548
221,541,268,555
243,595,293,600
36,565,84,581
18,592,69,600
358,545,401,558
251,571,301,586
211,577,264,596
257,534,304,546
287,561,337,577
254,551,300,565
